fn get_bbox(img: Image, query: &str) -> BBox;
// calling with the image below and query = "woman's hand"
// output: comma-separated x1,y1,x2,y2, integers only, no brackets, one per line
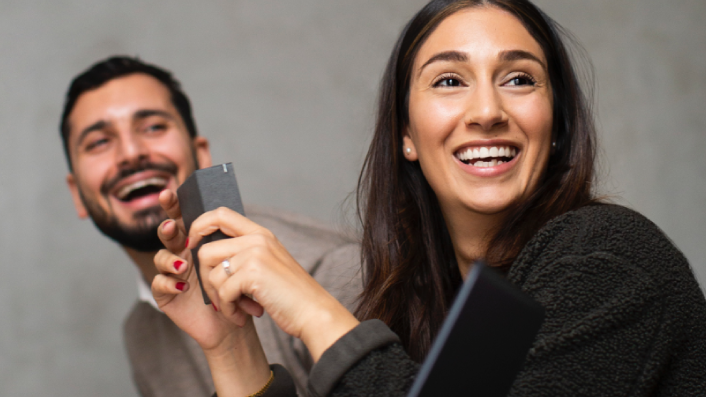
189,206,360,362
151,189,272,396
151,189,249,352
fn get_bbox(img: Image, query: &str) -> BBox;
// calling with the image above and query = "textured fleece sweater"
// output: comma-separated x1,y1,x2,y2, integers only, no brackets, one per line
304,204,706,396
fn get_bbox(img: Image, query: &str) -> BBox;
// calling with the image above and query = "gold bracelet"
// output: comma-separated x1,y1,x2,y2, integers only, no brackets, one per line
247,370,274,397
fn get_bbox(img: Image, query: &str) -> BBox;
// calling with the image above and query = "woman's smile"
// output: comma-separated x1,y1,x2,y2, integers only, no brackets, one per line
453,140,520,177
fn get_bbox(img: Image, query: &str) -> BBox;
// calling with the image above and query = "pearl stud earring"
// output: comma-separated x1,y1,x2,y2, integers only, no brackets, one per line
406,147,412,154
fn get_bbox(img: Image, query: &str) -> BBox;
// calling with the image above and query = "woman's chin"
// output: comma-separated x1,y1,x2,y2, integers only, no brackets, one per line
452,190,520,218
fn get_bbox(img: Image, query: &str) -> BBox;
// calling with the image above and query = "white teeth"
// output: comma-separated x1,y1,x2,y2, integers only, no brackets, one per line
456,145,518,162
116,177,168,199
490,159,498,166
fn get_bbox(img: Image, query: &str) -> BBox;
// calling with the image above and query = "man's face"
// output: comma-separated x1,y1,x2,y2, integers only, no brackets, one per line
65,73,211,251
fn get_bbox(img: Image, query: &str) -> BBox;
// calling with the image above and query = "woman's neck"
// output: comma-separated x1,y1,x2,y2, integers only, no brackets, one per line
441,204,505,279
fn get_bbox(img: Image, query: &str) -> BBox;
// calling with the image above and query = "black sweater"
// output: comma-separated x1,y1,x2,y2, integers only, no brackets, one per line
254,204,706,396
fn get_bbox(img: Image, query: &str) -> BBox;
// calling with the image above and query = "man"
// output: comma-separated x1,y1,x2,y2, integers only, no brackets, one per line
60,56,360,396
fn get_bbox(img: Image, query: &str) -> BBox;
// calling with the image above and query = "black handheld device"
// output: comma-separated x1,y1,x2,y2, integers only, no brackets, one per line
176,163,245,304
406,261,545,397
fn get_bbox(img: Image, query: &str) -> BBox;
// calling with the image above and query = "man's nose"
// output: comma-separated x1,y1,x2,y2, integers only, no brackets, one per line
116,133,149,167
463,82,508,132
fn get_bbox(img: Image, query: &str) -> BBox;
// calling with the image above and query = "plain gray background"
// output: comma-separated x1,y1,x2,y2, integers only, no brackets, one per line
0,1,704,396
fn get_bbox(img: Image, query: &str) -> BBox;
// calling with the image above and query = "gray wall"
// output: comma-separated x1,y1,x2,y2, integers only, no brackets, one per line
0,1,703,396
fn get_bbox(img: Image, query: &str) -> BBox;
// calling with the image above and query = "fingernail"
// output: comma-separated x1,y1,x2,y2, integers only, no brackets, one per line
185,237,190,248
176,282,185,291
174,260,184,271
211,302,218,312
163,220,173,230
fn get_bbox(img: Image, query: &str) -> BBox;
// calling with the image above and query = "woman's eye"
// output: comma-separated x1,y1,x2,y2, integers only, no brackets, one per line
506,74,536,86
434,77,462,88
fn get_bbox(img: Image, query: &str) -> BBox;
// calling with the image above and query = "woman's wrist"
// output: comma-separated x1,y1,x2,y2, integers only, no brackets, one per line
203,317,272,397
300,299,360,363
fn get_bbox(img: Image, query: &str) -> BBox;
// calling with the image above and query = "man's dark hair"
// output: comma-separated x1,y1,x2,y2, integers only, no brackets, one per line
59,56,198,170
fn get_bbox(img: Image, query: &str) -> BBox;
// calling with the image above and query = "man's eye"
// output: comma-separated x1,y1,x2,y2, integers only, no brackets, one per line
146,124,167,133
85,138,109,152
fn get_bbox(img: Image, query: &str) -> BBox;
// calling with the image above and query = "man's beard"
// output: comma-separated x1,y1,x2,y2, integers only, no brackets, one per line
85,200,167,252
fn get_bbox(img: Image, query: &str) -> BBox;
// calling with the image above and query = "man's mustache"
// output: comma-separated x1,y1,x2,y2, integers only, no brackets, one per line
101,161,178,195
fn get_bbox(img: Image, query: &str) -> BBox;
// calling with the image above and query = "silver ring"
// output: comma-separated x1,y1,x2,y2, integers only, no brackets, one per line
222,259,232,276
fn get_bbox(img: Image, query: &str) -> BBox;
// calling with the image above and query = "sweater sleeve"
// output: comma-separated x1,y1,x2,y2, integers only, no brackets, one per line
211,364,297,397
307,320,419,397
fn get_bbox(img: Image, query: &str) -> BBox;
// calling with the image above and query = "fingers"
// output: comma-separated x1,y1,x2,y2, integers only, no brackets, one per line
151,273,190,310
207,256,264,326
154,249,190,277
159,189,182,221
159,189,188,239
237,296,265,318
213,268,259,327
186,207,270,249
221,297,262,327
152,273,190,296
158,219,187,255
197,235,275,272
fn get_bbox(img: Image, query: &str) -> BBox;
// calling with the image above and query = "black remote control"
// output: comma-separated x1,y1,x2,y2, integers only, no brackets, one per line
177,163,245,304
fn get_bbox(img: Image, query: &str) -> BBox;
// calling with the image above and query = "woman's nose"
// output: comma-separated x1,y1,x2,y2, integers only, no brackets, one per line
464,83,508,132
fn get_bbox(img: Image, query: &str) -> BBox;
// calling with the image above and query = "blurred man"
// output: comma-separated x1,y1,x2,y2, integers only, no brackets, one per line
60,56,359,397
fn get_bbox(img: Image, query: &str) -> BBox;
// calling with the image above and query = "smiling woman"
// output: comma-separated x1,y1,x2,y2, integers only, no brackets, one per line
356,0,596,362
151,0,706,396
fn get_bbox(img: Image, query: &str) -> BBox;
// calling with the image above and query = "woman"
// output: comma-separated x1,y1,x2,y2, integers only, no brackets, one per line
152,0,706,396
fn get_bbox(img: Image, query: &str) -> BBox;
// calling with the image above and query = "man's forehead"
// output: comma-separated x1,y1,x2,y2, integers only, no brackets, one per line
67,73,177,139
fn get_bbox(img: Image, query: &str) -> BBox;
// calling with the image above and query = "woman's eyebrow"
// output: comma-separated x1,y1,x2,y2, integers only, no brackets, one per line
418,50,469,75
498,50,546,69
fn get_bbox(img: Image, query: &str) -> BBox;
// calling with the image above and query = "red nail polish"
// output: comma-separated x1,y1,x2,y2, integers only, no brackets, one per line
211,302,218,312
174,260,184,271
185,237,190,248
176,282,185,291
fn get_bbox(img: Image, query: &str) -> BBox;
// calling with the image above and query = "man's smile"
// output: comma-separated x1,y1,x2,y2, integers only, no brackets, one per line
101,163,178,212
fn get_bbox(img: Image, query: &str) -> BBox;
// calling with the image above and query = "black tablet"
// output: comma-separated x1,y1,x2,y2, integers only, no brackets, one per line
407,262,544,397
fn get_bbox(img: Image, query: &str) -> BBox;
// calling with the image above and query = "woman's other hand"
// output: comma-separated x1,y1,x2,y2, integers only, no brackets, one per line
151,189,272,396
151,189,246,351
188,206,360,362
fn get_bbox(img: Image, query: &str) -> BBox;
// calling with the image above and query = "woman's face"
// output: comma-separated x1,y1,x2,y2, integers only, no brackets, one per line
404,6,553,220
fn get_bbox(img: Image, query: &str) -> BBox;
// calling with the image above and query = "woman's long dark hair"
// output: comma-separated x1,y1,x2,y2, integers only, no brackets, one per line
355,0,598,362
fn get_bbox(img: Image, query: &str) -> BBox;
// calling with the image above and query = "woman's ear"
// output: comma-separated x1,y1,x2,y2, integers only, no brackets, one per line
402,131,418,161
